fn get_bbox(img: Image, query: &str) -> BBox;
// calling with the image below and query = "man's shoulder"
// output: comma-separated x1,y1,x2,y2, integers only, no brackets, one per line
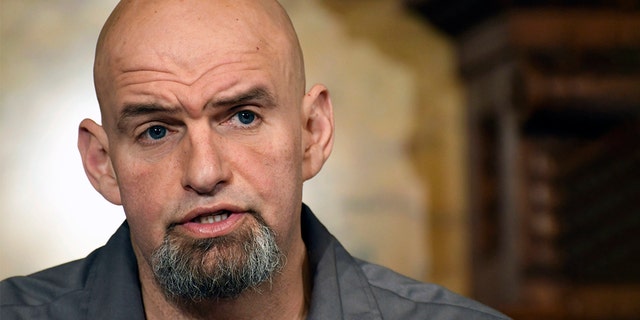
0,222,140,319
356,260,511,319
0,254,97,318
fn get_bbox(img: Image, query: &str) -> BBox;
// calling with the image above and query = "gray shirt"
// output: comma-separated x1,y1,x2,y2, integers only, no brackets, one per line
1,205,509,319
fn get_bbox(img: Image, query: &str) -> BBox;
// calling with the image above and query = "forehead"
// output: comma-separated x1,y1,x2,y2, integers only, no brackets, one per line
104,1,284,73
95,0,300,121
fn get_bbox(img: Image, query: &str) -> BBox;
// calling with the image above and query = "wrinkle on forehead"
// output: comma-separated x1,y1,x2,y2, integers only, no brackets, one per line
94,0,305,127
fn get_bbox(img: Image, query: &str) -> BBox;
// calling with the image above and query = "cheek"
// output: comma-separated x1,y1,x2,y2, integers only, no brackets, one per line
249,130,301,195
113,155,176,249
242,130,304,240
113,143,181,209
117,161,158,211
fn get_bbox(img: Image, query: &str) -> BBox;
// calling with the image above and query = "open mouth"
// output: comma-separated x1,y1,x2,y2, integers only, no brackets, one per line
192,211,231,224
176,207,248,238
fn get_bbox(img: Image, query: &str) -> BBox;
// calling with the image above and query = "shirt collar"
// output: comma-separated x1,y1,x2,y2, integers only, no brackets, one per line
86,222,146,319
86,206,383,319
301,204,383,320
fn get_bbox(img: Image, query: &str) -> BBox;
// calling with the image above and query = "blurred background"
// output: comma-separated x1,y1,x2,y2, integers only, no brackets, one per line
1,1,639,319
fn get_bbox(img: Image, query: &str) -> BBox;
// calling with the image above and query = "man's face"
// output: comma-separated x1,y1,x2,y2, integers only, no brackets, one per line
94,1,309,300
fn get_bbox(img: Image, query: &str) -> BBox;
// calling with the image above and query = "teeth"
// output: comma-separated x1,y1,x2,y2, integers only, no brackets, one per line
197,212,230,224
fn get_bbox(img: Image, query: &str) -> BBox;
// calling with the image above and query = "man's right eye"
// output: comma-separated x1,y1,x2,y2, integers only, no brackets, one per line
145,125,168,140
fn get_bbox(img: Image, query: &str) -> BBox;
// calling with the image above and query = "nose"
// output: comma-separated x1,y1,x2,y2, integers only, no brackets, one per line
181,129,230,195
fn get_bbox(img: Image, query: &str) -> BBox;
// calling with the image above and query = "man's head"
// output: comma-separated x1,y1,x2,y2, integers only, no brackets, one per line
78,0,334,306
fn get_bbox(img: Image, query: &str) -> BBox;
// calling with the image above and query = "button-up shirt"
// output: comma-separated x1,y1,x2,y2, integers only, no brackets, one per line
1,205,509,319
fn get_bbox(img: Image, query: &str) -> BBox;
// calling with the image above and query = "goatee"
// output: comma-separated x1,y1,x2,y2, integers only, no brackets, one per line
150,214,284,304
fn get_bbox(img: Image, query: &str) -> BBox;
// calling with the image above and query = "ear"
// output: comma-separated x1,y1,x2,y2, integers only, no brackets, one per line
78,119,122,205
302,84,335,180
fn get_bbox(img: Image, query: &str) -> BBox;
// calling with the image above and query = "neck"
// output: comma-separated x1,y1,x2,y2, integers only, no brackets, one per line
139,242,311,320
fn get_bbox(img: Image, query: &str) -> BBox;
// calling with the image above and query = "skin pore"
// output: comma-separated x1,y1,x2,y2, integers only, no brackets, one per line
78,1,335,319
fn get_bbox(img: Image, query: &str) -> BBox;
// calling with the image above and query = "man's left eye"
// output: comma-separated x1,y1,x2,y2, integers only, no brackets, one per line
236,110,256,125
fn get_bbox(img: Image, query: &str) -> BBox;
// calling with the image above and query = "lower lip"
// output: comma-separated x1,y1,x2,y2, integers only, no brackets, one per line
178,213,247,238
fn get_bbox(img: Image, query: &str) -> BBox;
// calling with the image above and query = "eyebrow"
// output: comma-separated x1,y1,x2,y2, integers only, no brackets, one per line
116,103,180,133
210,87,276,109
115,87,277,132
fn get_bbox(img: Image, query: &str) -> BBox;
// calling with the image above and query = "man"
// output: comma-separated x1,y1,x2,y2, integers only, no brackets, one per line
1,1,509,319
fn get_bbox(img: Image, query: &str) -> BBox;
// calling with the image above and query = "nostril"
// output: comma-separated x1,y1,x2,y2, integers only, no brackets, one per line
185,180,226,196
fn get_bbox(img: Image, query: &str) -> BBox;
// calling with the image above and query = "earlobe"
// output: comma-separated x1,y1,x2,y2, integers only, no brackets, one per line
302,84,335,180
78,119,122,205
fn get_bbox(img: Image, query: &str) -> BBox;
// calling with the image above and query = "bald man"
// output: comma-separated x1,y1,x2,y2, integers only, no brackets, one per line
1,1,509,319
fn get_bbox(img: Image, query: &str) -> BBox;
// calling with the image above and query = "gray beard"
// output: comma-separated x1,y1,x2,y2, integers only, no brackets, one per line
150,214,284,304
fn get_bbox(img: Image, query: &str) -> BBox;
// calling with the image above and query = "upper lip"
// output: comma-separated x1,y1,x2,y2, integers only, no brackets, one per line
178,203,247,224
